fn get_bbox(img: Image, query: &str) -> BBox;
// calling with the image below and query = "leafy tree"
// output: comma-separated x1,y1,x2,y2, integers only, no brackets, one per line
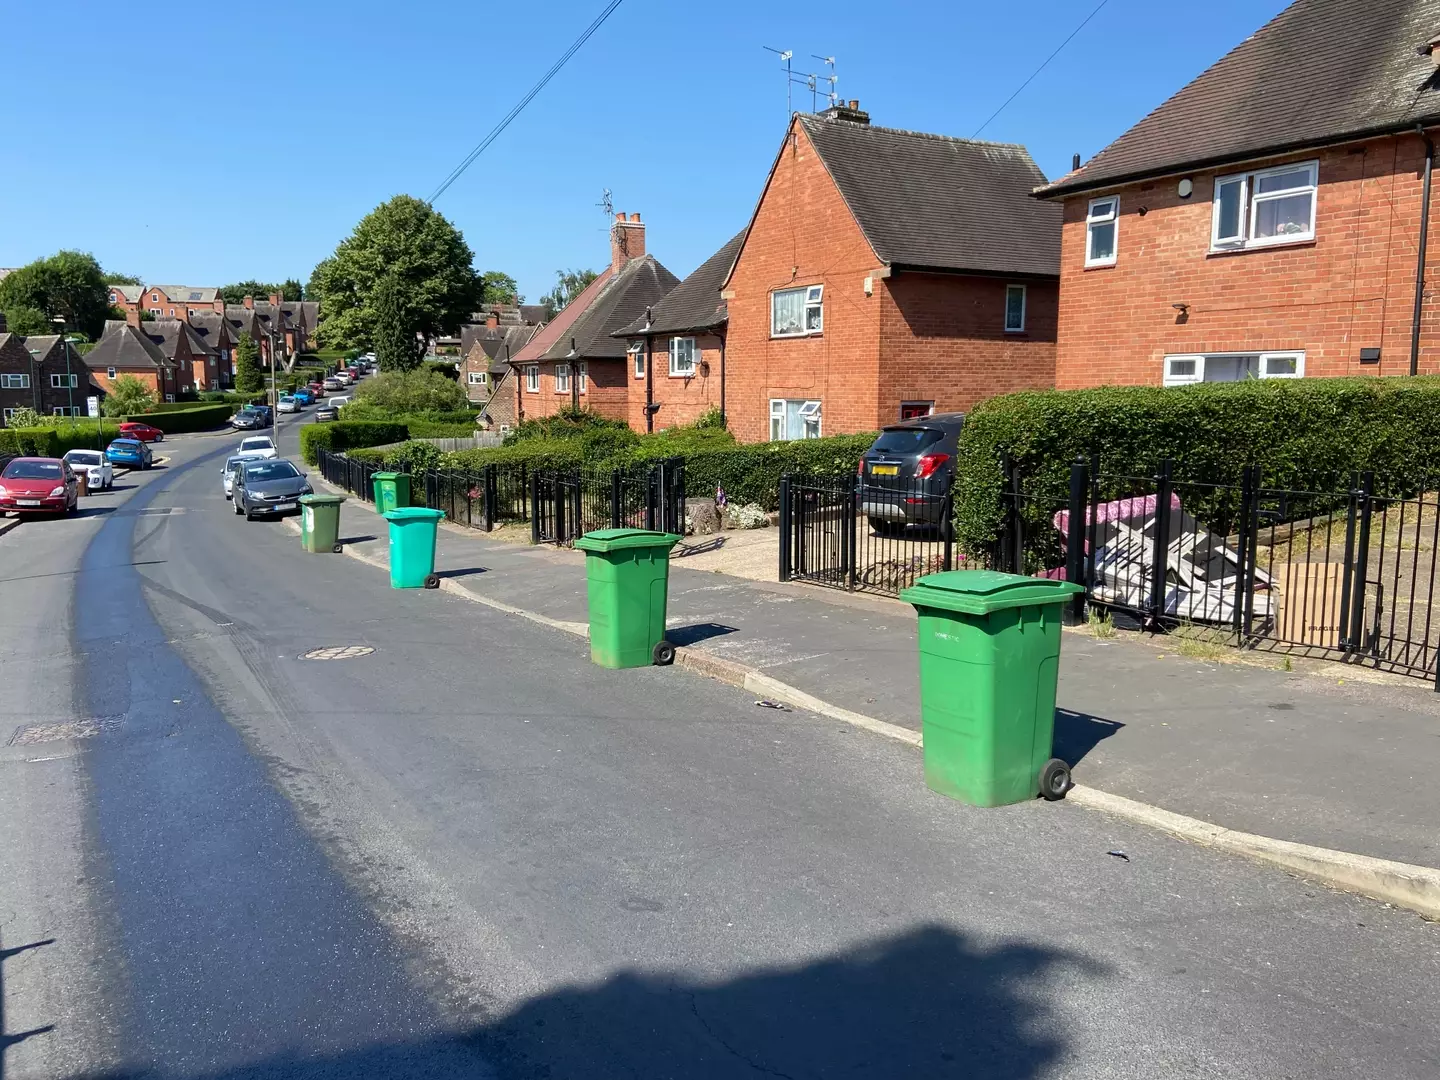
138,310,155,322
3,305,52,336
309,195,482,352
423,359,459,381
234,332,263,394
218,280,301,305
279,278,304,301
372,273,423,372
480,271,521,306
352,370,469,414
103,272,143,286
540,268,599,319
0,251,112,338
102,374,157,417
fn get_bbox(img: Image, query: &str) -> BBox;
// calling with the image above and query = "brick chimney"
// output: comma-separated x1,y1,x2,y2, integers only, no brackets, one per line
268,292,282,306
820,99,870,125
243,294,254,309
125,308,141,328
486,311,500,328
611,212,645,271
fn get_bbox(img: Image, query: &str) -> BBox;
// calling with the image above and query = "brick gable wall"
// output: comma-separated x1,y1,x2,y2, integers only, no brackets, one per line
629,333,724,431
1054,132,1440,386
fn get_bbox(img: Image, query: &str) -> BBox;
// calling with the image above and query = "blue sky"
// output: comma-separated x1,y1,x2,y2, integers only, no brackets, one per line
1,0,1286,301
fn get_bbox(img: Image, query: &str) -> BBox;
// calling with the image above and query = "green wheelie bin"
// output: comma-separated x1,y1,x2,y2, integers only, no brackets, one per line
574,528,682,668
899,570,1083,807
299,493,346,553
372,471,411,514
382,506,444,589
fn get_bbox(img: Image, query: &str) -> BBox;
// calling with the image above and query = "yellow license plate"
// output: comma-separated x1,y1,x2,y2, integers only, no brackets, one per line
871,465,898,476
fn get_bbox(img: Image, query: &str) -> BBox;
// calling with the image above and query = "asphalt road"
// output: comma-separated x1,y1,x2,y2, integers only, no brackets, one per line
1,422,1438,1079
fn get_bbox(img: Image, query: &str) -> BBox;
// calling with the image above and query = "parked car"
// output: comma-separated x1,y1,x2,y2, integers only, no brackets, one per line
232,407,264,430
62,449,113,491
0,457,79,516
307,382,327,398
322,376,344,391
236,435,278,460
105,438,153,470
326,395,351,410
119,421,164,443
277,395,300,414
332,370,353,385
222,455,245,499
292,388,317,406
314,403,340,423
856,412,965,532
232,458,312,520
250,404,274,426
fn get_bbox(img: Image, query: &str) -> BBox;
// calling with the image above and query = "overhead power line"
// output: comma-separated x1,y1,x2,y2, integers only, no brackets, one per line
971,0,1110,139
427,0,626,203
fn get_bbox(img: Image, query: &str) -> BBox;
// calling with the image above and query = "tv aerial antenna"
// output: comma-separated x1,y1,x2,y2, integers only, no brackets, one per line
763,48,838,118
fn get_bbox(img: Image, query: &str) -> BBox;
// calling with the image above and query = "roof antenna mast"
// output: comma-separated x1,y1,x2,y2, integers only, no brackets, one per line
763,46,794,118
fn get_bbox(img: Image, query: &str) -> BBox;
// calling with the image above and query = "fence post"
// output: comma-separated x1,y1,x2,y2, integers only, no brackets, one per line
520,462,528,521
645,464,657,531
1149,459,1173,626
609,469,622,529
482,464,495,532
1065,457,1088,622
555,472,568,544
941,486,954,573
1006,455,1025,575
1347,471,1375,650
1234,465,1255,639
843,473,858,590
529,470,541,544
778,475,792,582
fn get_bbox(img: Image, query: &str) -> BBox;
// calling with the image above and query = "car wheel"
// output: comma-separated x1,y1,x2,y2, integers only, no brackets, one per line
233,499,243,516
155,433,163,442
245,506,256,522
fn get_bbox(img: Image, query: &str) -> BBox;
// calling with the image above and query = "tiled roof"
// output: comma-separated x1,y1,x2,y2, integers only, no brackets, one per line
463,324,543,375
187,310,228,348
110,284,144,303
616,230,743,337
84,323,172,371
1039,0,1440,197
510,268,614,365
535,256,679,361
151,285,219,303
299,300,320,329
788,114,1060,278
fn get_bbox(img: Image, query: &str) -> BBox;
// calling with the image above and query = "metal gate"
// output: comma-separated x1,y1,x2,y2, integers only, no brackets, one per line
531,458,685,546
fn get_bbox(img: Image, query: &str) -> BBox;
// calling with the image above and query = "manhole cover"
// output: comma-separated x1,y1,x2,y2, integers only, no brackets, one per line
9,716,123,746
302,645,375,661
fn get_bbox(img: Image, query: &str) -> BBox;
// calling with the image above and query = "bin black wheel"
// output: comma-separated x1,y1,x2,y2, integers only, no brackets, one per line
423,573,440,590
652,640,676,666
332,543,344,554
1038,758,1072,801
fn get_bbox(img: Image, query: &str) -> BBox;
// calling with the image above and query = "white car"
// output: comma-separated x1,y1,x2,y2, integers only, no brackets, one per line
277,395,300,413
326,395,351,410
236,436,278,460
62,449,113,490
222,456,245,499
333,370,354,385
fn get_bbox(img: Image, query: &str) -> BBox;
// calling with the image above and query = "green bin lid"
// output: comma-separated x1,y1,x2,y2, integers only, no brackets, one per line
299,493,346,506
899,569,1082,615
382,506,444,522
574,528,682,553
373,471,403,481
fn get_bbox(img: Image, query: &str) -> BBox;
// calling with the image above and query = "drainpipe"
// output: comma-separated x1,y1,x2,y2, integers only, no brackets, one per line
644,308,655,433
569,338,579,413
718,329,727,428
1412,126,1434,377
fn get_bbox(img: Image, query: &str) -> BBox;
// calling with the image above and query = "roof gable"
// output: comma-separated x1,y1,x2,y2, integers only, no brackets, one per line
537,256,680,361
1040,0,1440,197
511,268,615,365
84,323,171,371
616,230,744,337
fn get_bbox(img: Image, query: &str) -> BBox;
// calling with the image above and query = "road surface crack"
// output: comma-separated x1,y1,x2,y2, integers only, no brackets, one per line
683,989,795,1079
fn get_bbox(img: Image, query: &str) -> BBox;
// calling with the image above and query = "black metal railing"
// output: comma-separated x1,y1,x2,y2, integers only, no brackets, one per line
530,458,686,546
316,448,529,532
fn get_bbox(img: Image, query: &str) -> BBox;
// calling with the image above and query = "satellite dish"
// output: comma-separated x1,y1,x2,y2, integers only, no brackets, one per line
1178,178,1194,199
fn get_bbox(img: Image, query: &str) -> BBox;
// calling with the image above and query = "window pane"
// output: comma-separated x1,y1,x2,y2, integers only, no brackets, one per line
1254,167,1312,195
1263,354,1299,376
1088,198,1116,221
1215,178,1243,240
805,303,823,332
1201,356,1258,383
1088,221,1115,261
1253,192,1313,239
806,285,823,302
772,289,805,334
1005,287,1025,329
1168,358,1196,377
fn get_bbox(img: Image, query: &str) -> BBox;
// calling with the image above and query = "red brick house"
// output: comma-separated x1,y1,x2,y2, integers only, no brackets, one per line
108,284,144,319
508,213,679,423
1037,0,1440,387
0,334,88,425
143,285,223,320
718,103,1060,443
460,313,544,429
186,310,237,388
142,319,216,392
84,321,182,400
613,230,744,432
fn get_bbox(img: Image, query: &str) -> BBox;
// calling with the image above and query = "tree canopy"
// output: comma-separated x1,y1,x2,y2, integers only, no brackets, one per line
3,305,52,336
352,369,469,414
309,195,483,352
480,271,521,306
0,251,113,339
101,374,157,417
218,280,303,305
540,268,599,319
234,333,263,394
372,274,422,372
103,272,143,286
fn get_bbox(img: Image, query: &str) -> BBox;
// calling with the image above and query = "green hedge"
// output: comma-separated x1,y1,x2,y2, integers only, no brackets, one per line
0,423,123,457
122,403,234,434
299,420,409,464
953,376,1440,560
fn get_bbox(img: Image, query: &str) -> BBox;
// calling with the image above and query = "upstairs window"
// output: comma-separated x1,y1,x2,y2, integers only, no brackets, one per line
1212,161,1318,249
51,373,78,388
525,365,539,392
1004,285,1026,332
555,363,571,393
577,362,587,393
669,337,697,376
468,371,487,385
771,285,823,337
628,340,645,379
1,373,29,389
1085,197,1118,266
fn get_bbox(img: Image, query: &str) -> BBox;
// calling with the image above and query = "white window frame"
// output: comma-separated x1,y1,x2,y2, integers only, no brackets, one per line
106,366,117,379
51,406,81,417
900,400,934,419
555,363,571,393
577,361,587,393
669,337,697,376
1163,351,1306,387
1004,284,1026,333
50,373,78,389
3,407,20,420
1210,160,1318,251
768,398,823,441
1,373,29,389
1085,197,1118,267
524,365,539,392
468,371,487,386
109,292,117,303
149,308,161,316
770,285,824,338
151,292,159,302
164,393,175,403
628,340,645,378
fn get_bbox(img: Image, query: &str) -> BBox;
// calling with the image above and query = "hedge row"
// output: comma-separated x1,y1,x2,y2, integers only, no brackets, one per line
121,403,234,434
0,423,123,457
952,376,1440,559
299,420,409,464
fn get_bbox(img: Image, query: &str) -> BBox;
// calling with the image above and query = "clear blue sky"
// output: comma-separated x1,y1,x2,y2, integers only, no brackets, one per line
1,0,1286,301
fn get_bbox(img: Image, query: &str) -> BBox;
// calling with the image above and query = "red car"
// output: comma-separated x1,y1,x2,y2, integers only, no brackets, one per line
307,382,326,398
119,421,164,443
0,456,79,516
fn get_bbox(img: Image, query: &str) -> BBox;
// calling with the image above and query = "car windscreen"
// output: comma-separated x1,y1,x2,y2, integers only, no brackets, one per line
66,452,102,466
2,460,63,479
244,461,299,482
224,457,244,471
240,440,272,451
869,427,944,454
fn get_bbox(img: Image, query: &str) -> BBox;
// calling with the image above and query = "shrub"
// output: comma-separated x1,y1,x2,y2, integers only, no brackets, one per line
4,408,44,429
693,405,727,430
0,427,58,457
422,359,460,381
384,440,445,475
503,409,628,445
53,423,122,455
353,369,468,414
952,377,1440,558
299,419,409,464
102,373,157,417
122,403,233,433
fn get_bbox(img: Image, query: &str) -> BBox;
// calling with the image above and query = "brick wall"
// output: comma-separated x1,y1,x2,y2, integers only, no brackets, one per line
1055,133,1440,387
630,332,724,431
462,345,491,403
88,367,163,397
515,359,629,423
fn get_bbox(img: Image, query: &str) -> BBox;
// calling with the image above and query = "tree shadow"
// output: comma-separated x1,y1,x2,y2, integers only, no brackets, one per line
667,622,739,647
61,923,1096,1079
1052,708,1124,766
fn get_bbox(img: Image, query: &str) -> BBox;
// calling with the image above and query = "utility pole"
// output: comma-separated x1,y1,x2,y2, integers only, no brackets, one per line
52,316,76,419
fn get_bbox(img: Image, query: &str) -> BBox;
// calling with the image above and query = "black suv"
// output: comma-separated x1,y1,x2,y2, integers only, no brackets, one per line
857,413,964,532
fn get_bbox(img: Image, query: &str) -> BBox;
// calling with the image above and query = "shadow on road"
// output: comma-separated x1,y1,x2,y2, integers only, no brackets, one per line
1052,708,1125,766
435,567,487,580
337,535,377,545
56,924,1094,1079
668,621,739,647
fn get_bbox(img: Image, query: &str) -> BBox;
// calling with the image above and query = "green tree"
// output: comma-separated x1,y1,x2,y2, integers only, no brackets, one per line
480,271,521,306
540,267,599,320
0,250,112,338
279,278,304,301
218,280,296,305
101,374,157,417
309,195,482,352
234,332,263,393
103,272,143,286
352,369,469,414
3,305,52,336
373,274,422,372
